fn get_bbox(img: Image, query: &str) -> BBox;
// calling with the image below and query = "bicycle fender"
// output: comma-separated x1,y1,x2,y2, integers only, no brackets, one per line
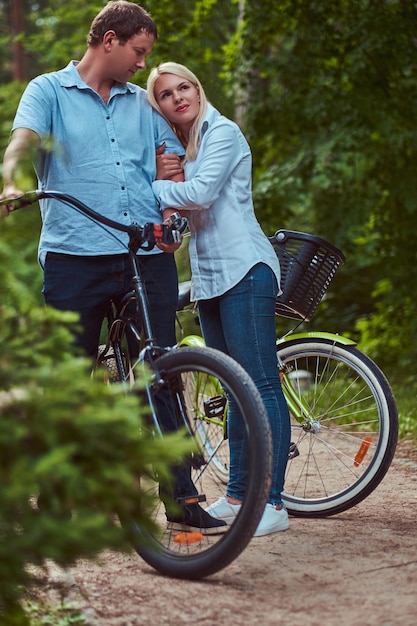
277,331,357,347
178,334,205,348
179,331,356,349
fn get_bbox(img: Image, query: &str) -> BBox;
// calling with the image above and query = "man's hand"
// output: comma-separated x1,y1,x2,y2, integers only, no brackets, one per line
0,128,40,217
0,182,25,217
156,143,184,181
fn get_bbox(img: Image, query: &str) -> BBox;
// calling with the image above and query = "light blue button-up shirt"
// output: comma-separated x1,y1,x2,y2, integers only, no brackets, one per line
152,105,281,301
12,61,184,265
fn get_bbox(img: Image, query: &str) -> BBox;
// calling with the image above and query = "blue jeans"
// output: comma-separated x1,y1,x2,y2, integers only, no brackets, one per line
43,251,198,499
198,263,290,506
43,252,178,357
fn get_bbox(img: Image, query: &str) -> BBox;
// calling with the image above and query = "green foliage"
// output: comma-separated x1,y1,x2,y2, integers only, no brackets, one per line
0,206,45,309
141,0,239,115
396,383,417,440
0,235,193,623
23,601,86,626
356,279,417,378
223,0,417,377
23,1,104,73
0,81,27,149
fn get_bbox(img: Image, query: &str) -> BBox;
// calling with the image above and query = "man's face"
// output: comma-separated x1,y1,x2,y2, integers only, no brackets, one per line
108,30,155,82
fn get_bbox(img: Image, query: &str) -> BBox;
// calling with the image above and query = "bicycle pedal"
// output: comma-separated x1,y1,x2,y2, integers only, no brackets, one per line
204,395,226,419
288,441,300,459
189,453,206,469
177,494,207,506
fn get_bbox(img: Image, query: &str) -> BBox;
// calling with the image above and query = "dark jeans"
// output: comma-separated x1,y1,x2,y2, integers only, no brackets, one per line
43,252,178,356
43,251,197,499
198,262,291,505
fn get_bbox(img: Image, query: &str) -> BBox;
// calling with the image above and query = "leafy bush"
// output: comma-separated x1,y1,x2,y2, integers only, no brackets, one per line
355,278,417,379
0,237,191,624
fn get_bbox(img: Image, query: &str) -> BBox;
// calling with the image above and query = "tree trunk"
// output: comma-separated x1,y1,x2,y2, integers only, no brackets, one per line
11,0,25,80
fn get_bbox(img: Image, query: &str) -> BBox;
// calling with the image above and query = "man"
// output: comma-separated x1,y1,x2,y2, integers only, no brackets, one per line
0,0,224,533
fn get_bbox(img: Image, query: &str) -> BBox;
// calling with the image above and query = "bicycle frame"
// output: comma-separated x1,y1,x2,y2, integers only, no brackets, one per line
177,334,228,440
99,249,161,368
179,330,357,429
277,331,356,423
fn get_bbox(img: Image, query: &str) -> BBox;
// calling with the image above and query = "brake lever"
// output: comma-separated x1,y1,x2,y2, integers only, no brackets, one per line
162,212,188,244
164,212,188,235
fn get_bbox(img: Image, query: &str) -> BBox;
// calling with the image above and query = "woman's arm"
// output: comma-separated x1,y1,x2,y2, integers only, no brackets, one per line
155,144,187,222
152,121,248,211
154,144,186,252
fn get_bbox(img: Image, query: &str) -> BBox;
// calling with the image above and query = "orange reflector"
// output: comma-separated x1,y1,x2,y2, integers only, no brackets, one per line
182,497,201,505
354,436,372,467
174,532,204,545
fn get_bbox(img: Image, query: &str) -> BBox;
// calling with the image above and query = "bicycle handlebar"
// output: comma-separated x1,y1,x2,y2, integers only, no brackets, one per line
0,190,188,252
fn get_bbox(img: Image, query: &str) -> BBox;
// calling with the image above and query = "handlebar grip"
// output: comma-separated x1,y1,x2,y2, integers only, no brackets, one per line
0,190,40,210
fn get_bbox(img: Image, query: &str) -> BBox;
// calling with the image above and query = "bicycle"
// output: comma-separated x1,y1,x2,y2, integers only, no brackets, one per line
0,189,273,580
176,229,398,517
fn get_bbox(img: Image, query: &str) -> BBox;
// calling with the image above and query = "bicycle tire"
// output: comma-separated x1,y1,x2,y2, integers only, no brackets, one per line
122,346,272,579
278,338,398,517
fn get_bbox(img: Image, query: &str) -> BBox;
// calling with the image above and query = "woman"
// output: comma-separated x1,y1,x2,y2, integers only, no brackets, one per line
147,62,291,537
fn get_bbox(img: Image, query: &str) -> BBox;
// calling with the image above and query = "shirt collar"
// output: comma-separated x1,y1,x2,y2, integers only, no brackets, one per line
58,60,135,95
199,103,221,139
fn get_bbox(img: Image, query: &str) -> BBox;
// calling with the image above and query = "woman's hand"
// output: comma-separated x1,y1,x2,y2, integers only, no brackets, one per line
156,143,184,181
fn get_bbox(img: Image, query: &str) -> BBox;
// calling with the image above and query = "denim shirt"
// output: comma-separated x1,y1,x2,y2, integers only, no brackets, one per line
12,61,184,265
152,105,281,300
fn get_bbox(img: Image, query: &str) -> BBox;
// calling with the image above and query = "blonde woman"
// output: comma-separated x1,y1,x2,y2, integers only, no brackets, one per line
148,63,291,536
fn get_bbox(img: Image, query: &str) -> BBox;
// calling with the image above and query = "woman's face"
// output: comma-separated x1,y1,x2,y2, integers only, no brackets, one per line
154,73,200,136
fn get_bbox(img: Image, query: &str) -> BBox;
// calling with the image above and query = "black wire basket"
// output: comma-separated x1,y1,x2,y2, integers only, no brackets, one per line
269,229,345,322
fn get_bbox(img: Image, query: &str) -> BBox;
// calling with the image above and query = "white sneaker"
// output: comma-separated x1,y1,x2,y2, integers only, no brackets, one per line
254,504,289,537
206,496,242,524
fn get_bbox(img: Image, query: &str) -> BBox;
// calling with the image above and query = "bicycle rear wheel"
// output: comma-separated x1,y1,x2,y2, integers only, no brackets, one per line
279,338,398,517
124,346,272,579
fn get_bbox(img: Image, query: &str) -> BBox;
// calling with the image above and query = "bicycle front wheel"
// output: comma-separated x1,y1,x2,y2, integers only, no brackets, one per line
125,346,272,579
279,338,398,517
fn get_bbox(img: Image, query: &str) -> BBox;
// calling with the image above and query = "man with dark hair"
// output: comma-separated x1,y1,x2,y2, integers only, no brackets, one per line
0,1,224,533
87,0,157,46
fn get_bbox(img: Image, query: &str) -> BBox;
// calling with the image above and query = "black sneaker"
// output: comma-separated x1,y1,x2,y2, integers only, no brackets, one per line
166,502,228,535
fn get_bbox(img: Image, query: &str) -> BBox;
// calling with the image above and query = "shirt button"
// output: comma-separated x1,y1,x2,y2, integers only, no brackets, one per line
124,212,128,217
106,116,110,120
121,186,125,190
116,162,120,165
111,138,115,142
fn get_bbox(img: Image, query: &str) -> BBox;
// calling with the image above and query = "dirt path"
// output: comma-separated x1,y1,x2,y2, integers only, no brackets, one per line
37,441,417,626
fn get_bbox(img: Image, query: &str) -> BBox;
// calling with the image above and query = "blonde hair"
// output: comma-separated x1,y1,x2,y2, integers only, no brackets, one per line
147,62,208,162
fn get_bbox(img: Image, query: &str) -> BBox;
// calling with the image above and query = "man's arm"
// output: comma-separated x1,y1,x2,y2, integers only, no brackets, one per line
155,142,184,182
0,128,40,213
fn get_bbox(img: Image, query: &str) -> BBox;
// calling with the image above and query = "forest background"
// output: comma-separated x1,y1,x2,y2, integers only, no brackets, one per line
0,0,416,435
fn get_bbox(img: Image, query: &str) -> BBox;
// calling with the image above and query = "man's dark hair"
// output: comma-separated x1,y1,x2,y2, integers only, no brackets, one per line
87,1,157,46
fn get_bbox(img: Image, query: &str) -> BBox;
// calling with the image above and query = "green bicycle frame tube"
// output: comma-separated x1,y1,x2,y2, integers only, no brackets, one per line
179,331,358,426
